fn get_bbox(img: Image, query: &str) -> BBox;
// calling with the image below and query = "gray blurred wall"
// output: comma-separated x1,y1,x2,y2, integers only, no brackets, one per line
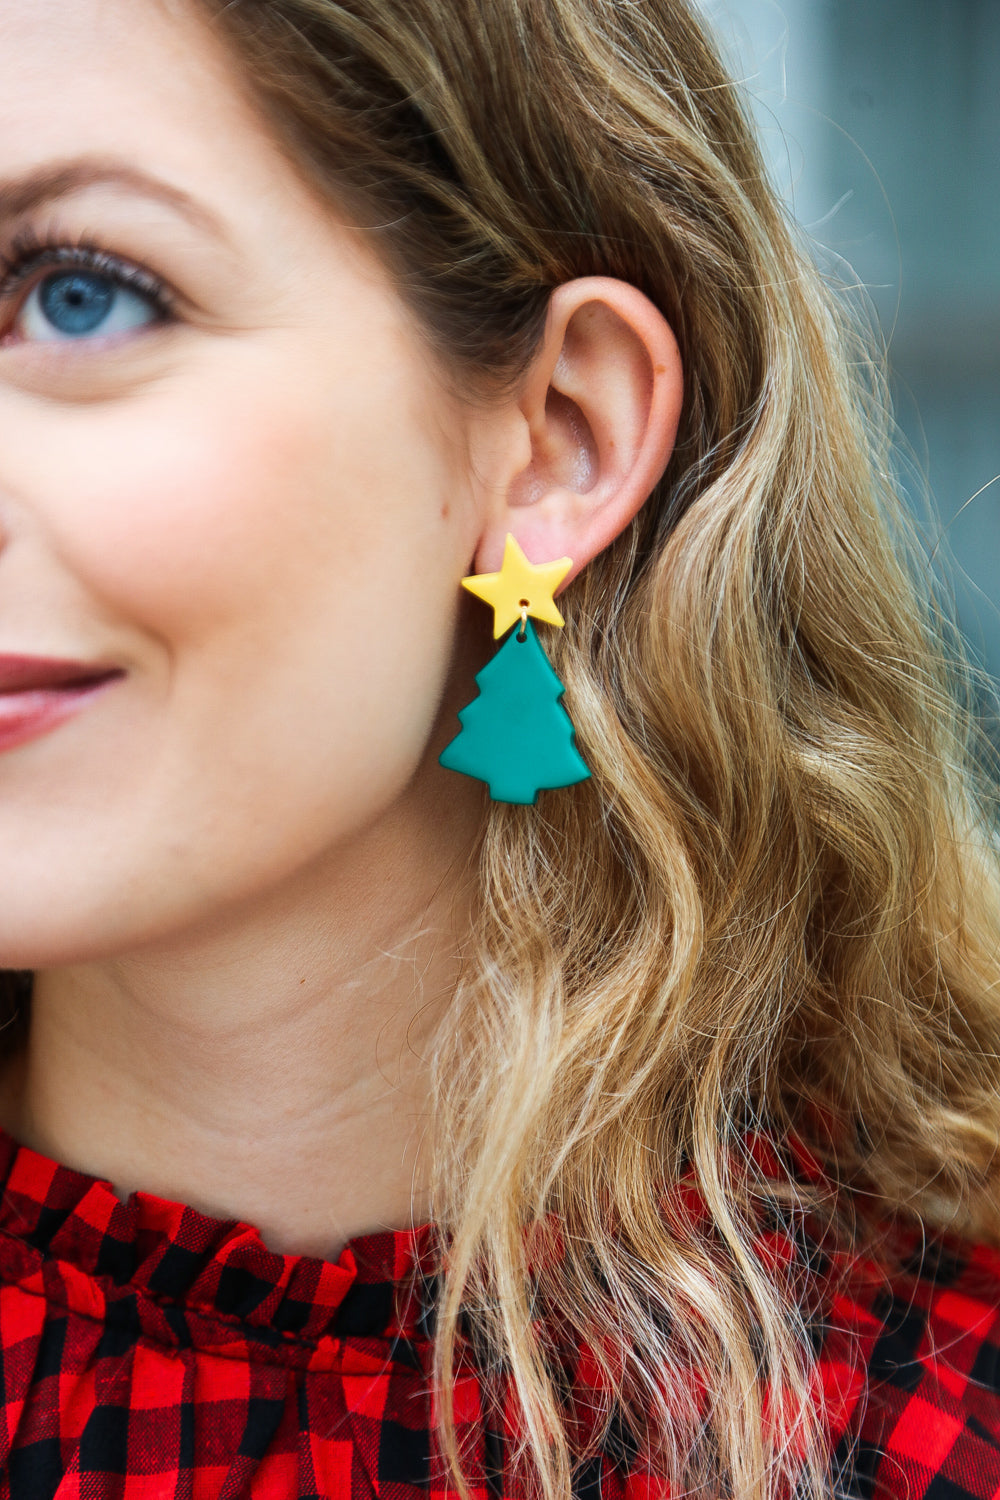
697,0,1000,677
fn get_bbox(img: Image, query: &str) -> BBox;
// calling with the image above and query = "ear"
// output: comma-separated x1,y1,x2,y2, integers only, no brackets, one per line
470,277,683,580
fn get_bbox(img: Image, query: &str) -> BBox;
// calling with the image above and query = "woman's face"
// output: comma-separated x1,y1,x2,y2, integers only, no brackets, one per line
0,0,486,964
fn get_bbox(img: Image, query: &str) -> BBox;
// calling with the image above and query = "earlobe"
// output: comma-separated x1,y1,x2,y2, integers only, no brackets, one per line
473,277,683,580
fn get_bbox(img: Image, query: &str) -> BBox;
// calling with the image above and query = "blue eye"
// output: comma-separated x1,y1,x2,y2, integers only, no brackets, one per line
21,269,160,342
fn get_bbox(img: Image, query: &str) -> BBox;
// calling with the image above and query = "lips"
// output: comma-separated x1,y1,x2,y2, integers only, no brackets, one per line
0,655,123,753
0,655,122,694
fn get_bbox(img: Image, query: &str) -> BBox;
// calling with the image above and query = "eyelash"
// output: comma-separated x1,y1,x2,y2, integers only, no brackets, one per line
0,228,176,326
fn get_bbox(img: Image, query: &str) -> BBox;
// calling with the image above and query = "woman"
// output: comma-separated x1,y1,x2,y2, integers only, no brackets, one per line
0,0,998,1496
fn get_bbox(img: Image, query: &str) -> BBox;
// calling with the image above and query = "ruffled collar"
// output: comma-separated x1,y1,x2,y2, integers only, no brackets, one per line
0,1128,438,1363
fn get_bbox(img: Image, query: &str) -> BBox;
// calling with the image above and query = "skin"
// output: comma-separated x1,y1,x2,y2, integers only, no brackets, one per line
0,0,683,1255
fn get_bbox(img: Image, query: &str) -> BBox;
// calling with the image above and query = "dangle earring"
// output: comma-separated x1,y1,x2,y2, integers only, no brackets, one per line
439,534,591,805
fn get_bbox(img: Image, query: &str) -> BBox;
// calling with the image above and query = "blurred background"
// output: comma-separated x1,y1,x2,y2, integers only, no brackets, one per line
696,0,1000,687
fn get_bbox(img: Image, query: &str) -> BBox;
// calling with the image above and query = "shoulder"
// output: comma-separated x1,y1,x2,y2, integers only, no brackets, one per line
820,1228,1000,1499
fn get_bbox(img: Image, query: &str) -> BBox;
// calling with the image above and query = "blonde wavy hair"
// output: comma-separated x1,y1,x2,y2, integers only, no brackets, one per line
183,1,1000,1496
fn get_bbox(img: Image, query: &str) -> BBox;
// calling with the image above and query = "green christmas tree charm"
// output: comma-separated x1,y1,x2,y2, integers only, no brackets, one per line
439,620,590,804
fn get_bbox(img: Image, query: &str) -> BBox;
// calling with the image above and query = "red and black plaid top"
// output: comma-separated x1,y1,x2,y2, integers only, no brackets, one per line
1,1128,1000,1499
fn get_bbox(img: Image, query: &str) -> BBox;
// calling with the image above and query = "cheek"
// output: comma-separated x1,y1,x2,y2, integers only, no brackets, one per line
20,347,465,651
6,341,474,845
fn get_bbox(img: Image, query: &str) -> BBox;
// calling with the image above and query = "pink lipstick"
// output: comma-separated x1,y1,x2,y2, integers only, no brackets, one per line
0,656,123,753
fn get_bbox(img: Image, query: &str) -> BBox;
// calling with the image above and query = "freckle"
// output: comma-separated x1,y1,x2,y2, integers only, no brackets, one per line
654,363,667,375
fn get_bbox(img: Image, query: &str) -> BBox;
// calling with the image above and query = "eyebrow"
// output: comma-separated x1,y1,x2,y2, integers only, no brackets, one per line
0,158,228,240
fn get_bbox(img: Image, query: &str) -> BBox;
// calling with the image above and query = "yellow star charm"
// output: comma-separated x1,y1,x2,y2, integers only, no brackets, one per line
461,534,573,639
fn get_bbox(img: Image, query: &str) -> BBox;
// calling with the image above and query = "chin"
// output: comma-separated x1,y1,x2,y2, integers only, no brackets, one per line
0,890,149,970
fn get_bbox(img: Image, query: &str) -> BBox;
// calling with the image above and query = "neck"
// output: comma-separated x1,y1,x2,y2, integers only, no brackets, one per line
1,821,476,1259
